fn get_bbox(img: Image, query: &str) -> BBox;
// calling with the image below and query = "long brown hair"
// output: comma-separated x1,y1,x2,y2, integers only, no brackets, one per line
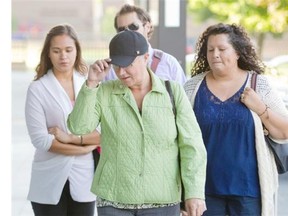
34,24,87,80
191,23,265,76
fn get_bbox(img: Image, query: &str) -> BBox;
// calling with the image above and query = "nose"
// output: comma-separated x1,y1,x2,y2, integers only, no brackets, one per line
119,67,125,76
117,67,126,76
212,50,220,58
60,50,67,59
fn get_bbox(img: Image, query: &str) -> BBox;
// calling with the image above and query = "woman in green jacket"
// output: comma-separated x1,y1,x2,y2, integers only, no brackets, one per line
67,30,207,216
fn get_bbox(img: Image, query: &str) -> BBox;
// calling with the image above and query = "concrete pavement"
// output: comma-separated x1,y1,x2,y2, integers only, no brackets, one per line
12,70,288,215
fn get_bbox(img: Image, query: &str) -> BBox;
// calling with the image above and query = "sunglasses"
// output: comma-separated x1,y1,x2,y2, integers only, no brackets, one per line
117,23,140,32
112,62,134,71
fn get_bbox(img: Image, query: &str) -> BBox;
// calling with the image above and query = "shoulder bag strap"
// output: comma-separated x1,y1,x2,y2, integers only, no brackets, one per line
251,73,258,91
164,80,185,208
151,49,163,73
165,80,176,116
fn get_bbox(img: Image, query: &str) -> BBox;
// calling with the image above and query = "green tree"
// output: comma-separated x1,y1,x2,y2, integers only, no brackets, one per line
188,0,288,57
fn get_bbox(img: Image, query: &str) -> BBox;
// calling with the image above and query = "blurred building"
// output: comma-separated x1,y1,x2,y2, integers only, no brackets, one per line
12,0,288,72
12,0,130,69
12,0,130,39
12,0,187,71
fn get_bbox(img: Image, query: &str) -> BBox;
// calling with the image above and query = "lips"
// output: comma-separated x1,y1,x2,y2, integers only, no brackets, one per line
120,77,130,80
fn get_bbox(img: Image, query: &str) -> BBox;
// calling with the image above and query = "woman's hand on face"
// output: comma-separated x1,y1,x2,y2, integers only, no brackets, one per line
86,58,111,88
240,87,266,115
48,127,72,144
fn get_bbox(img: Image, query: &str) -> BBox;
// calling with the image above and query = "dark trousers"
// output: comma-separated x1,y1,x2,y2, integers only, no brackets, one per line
203,195,261,216
31,180,95,216
97,204,180,216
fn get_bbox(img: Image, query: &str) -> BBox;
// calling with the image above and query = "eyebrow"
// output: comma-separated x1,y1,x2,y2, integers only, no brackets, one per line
50,46,74,50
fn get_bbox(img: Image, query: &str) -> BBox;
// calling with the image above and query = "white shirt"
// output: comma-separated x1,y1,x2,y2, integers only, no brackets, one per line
25,70,96,204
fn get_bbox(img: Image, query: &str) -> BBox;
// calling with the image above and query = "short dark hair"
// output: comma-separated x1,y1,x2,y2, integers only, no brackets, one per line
114,4,154,40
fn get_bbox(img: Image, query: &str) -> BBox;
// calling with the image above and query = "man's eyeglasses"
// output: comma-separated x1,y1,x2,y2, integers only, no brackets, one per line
117,23,140,32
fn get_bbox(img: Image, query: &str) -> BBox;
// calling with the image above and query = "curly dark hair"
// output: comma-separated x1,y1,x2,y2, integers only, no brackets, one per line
191,23,265,77
34,24,87,80
114,4,154,40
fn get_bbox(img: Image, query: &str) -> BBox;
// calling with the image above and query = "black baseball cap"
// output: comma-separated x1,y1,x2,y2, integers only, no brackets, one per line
109,30,148,67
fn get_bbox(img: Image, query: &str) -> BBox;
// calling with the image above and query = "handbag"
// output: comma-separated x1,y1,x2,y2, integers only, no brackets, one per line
251,73,288,174
264,135,288,174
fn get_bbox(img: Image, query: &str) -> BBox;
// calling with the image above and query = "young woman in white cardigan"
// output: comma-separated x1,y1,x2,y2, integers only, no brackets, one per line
25,24,100,216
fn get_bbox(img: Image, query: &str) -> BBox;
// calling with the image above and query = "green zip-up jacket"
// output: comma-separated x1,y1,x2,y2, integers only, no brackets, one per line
67,70,207,204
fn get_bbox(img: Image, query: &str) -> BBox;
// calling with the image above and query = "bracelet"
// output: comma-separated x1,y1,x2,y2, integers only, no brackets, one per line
258,104,269,117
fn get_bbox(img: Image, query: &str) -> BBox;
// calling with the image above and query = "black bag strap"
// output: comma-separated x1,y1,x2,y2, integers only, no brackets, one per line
164,80,176,116
164,80,185,209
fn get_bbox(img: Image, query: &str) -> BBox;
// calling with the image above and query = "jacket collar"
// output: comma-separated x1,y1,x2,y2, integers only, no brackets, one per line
111,68,166,95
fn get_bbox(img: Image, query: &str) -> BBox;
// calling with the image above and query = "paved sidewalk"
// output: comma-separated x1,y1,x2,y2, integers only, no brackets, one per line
12,71,288,215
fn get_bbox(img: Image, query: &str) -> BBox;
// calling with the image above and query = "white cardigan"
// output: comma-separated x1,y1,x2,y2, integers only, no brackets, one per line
25,70,96,204
184,71,288,216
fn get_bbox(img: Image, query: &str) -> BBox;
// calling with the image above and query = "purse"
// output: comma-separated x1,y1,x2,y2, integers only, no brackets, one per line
251,73,288,174
264,135,288,174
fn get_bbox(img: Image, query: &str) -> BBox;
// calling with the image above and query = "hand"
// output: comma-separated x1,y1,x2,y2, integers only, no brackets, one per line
181,210,188,216
87,58,111,88
184,198,206,216
240,87,266,115
48,127,72,144
83,144,98,153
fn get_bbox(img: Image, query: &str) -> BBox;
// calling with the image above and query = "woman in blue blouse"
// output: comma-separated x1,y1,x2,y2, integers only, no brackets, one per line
184,23,288,216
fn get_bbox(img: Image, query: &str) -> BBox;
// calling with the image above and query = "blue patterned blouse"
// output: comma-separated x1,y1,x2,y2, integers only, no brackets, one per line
193,75,260,197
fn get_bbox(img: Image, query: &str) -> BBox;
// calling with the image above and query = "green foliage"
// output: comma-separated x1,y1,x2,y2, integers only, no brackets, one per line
187,0,288,35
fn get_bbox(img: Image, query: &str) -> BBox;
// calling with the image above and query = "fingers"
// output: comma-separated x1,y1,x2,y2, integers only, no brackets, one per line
48,127,62,136
185,199,206,216
104,58,112,65
84,144,98,153
181,210,188,216
48,128,53,134
48,127,57,134
240,87,253,101
196,206,205,216
91,59,111,72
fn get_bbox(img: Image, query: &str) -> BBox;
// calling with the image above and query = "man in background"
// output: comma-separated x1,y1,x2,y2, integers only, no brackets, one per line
102,3,187,85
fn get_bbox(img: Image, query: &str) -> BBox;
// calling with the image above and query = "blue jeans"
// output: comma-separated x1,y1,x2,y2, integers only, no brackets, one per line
97,204,180,216
31,180,95,216
203,195,261,216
